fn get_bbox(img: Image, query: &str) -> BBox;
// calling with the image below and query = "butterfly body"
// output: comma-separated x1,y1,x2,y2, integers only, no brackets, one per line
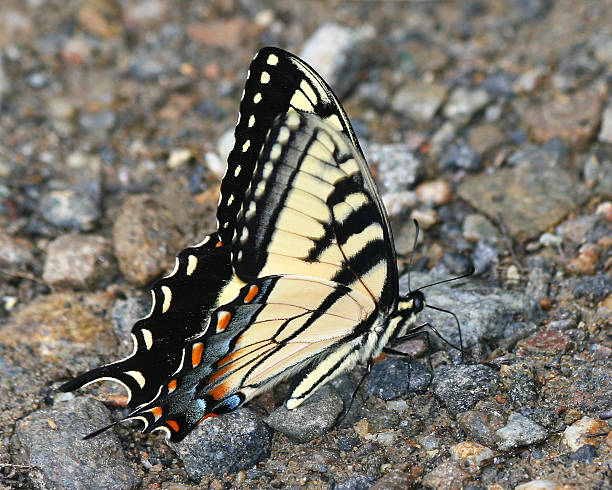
61,47,427,442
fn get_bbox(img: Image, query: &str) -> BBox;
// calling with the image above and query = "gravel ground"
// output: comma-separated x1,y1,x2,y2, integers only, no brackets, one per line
1,1,611,489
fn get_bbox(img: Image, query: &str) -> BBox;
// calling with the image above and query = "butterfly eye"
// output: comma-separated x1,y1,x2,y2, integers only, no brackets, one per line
412,291,425,313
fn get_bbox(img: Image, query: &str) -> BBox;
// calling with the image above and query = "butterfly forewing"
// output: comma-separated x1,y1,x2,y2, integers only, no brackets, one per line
217,47,364,246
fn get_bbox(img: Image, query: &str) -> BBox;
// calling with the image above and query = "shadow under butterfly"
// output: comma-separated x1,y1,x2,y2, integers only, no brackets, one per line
61,47,473,442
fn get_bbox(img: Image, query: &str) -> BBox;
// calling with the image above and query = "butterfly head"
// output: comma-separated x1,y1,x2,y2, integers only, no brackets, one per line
390,289,425,341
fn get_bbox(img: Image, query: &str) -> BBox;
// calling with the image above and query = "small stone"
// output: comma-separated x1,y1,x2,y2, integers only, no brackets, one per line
457,407,506,447
563,416,610,451
523,89,603,149
420,434,440,451
495,413,547,451
369,469,416,490
432,365,500,416
458,146,586,240
112,194,192,286
300,23,366,97
80,110,116,131
264,384,343,443
170,409,271,479
481,72,515,97
40,189,100,231
410,208,438,229
47,97,77,120
440,141,483,172
353,418,370,438
598,103,612,144
443,87,490,121
186,18,247,48
516,329,571,355
167,148,193,169
392,82,448,123
499,362,538,406
569,444,598,463
463,214,502,245
515,481,569,490
468,123,505,155
0,235,35,265
506,264,521,286
367,358,431,400
566,243,600,275
367,144,424,193
42,233,116,289
429,121,458,156
10,397,140,489
381,191,418,218
560,274,612,301
416,179,452,205
539,232,563,247
77,0,123,38
513,67,547,93
450,441,494,466
422,461,469,490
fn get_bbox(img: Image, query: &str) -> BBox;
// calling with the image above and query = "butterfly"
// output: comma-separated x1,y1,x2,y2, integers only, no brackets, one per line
61,47,436,442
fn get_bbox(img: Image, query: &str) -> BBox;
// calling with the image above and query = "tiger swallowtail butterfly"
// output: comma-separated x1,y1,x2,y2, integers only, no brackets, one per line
61,47,433,442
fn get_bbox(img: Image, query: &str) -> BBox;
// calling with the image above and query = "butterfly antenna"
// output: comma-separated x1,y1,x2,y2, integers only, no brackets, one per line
407,219,420,293
425,304,465,362
83,420,120,440
417,264,475,291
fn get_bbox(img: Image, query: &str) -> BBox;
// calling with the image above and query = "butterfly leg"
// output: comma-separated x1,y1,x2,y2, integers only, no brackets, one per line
335,359,372,426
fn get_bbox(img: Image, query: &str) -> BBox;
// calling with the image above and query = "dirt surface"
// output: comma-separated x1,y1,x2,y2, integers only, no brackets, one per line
1,1,611,489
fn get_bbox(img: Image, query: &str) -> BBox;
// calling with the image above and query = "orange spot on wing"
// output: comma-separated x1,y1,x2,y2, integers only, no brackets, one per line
191,342,204,367
166,420,179,432
151,406,163,419
215,240,223,247
244,284,259,303
208,383,229,400
167,379,177,392
197,413,218,424
216,311,232,332
373,353,387,363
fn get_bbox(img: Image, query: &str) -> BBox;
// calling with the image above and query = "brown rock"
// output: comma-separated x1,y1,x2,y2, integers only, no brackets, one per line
516,329,572,355
42,233,116,289
524,90,604,149
422,461,469,490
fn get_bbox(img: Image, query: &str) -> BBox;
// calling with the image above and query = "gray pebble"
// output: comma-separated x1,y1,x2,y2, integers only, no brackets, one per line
495,413,547,451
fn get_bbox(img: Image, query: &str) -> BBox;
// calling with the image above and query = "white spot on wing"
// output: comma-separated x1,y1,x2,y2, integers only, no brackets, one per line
267,54,279,65
125,370,146,388
242,140,250,152
142,329,153,350
234,165,241,177
161,285,172,313
186,255,197,276
248,115,255,127
261,71,270,84
253,93,262,103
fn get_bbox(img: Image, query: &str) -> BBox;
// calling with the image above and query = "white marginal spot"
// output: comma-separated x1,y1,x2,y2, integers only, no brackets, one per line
165,257,180,278
246,69,251,79
142,329,153,350
172,349,185,376
270,144,282,161
223,222,229,228
241,228,249,243
287,111,300,129
234,165,241,177
125,370,146,388
261,71,270,84
236,112,241,124
278,126,290,144
146,291,156,318
253,93,262,104
254,180,266,198
186,255,197,276
246,200,257,219
267,53,279,65
217,192,224,206
161,285,172,313
227,194,234,206
242,140,250,152
263,162,274,179
240,89,245,101
193,235,211,247
248,115,255,127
